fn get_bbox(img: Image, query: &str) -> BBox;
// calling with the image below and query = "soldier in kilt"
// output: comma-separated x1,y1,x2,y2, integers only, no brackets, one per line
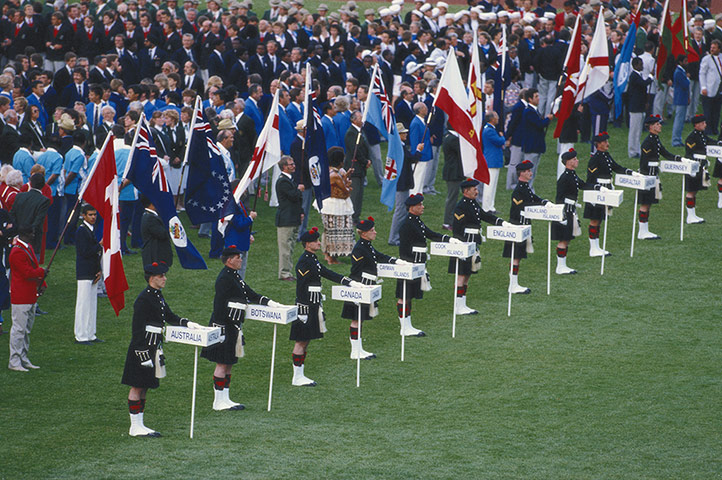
638,115,682,239
583,132,635,256
684,114,716,223
341,217,405,359
290,227,360,386
201,246,283,411
121,262,201,437
503,161,548,294
449,178,507,314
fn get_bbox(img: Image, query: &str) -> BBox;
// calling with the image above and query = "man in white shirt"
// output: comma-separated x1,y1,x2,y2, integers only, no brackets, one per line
699,40,722,135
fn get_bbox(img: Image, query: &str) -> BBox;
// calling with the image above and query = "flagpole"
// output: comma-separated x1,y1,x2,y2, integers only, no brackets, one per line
175,96,200,210
46,132,114,273
123,113,144,180
252,150,267,211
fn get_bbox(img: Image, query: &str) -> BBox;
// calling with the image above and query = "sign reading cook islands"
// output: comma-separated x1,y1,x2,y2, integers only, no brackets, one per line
523,203,564,221
486,225,532,242
429,241,476,258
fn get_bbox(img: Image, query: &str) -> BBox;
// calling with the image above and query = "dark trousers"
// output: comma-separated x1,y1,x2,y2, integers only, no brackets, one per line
63,194,78,245
46,195,62,249
131,201,143,248
120,199,143,252
701,95,722,135
350,176,364,223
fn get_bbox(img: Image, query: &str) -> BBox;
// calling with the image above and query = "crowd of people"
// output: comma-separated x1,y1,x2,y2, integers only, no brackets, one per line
1,0,722,437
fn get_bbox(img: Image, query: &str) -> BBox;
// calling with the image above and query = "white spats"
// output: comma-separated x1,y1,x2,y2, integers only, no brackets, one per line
508,275,531,294
637,221,660,240
213,388,244,411
588,238,610,257
455,296,478,315
555,256,577,275
292,364,317,387
398,316,426,337
686,207,705,224
129,413,160,437
349,338,376,360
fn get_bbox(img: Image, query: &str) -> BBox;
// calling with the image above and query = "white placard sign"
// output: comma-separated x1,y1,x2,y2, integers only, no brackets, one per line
524,204,564,222
486,225,532,243
659,159,699,175
615,174,656,190
377,263,426,280
706,145,722,158
583,189,624,207
165,325,222,347
331,285,382,304
429,241,476,258
245,304,298,325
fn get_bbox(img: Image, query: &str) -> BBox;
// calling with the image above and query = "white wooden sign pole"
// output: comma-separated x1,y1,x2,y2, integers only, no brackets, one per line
429,241,475,338
243,304,297,412
583,189,623,275
614,173,655,258
523,204,564,295
331,285,382,386
659,159,700,242
377,263,425,362
486,225,532,317
164,325,223,439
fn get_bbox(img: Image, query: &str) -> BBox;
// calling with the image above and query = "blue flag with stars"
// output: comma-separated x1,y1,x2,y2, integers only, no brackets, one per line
184,99,232,224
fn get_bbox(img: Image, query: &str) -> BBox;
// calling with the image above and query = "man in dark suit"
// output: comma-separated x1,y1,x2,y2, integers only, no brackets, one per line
394,87,415,129
207,38,229,84
100,11,125,53
11,173,50,256
173,33,198,65
628,57,654,158
235,99,257,178
53,53,77,95
45,12,74,72
73,204,102,345
0,110,21,165
60,68,89,108
138,35,168,80
140,195,173,268
181,60,204,92
4,10,32,60
275,156,303,281
344,111,371,223
520,88,553,189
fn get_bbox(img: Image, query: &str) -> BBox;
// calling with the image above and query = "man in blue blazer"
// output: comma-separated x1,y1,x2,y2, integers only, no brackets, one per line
520,88,553,189
26,82,49,131
409,102,432,194
244,84,264,135
321,103,342,151
481,112,506,213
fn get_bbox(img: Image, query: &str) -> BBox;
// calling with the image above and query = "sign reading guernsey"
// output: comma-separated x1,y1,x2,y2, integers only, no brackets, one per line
615,174,656,190
707,145,722,158
165,326,222,347
429,241,476,258
582,189,624,207
487,225,532,243
523,204,565,222
331,285,382,304
245,304,298,325
659,160,699,175
377,263,426,280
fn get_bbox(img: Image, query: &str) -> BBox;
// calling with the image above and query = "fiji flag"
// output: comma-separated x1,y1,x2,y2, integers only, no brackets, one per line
184,96,232,224
124,115,207,269
365,65,404,211
613,9,640,119
303,96,331,209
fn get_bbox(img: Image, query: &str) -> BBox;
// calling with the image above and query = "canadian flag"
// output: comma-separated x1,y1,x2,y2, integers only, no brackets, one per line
434,47,489,184
79,134,128,315
235,89,282,196
575,7,609,102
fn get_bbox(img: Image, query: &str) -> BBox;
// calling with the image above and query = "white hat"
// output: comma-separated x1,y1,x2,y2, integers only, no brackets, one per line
437,1,448,9
389,4,401,14
523,25,536,33
537,16,548,24
431,7,439,17
391,0,403,4
379,7,391,16
424,58,436,66
704,19,715,29
498,10,509,18
510,11,521,20
453,11,465,21
420,3,431,12
361,49,372,58
523,12,536,23
544,11,555,19
471,6,482,15
406,61,422,75
411,9,422,17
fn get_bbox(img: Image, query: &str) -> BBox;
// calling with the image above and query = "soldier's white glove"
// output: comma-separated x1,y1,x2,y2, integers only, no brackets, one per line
501,221,513,228
267,300,282,308
141,359,154,368
186,321,203,329
448,237,462,244
298,314,308,324
681,157,692,163
349,280,364,288
631,171,643,177
395,259,410,265
599,186,610,192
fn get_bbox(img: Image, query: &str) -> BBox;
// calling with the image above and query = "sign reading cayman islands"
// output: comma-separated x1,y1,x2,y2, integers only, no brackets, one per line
331,285,382,304
245,304,298,325
429,241,476,258
583,189,623,207
659,159,700,175
165,325,222,347
377,263,425,279
615,174,656,190
487,225,532,242
523,204,564,221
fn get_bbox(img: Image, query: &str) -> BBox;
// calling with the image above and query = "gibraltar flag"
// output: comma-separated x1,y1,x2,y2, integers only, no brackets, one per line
79,134,129,315
236,89,282,195
576,7,609,102
434,47,489,184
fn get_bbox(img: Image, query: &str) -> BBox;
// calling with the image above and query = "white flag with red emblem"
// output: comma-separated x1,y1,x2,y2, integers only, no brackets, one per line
576,7,609,102
79,134,129,315
434,47,489,184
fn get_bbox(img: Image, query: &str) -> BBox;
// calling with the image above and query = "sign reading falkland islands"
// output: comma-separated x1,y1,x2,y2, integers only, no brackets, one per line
524,203,565,222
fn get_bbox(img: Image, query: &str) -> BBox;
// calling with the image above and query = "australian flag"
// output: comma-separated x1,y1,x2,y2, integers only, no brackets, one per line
124,116,207,269
184,97,232,224
303,94,331,209
365,65,404,211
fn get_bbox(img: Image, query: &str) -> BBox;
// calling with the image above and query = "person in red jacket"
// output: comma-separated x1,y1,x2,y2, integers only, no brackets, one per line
7,226,47,372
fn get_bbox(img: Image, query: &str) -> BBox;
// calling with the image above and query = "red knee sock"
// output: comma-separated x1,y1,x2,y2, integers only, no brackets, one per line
456,285,466,297
350,326,358,340
686,197,695,208
128,399,143,414
639,210,649,223
512,264,519,275
213,375,225,391
556,247,567,258
588,225,599,239
397,302,411,316
225,374,231,389
292,353,305,366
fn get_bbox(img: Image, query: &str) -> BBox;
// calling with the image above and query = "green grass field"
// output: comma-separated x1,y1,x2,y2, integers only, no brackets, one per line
2,117,722,479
